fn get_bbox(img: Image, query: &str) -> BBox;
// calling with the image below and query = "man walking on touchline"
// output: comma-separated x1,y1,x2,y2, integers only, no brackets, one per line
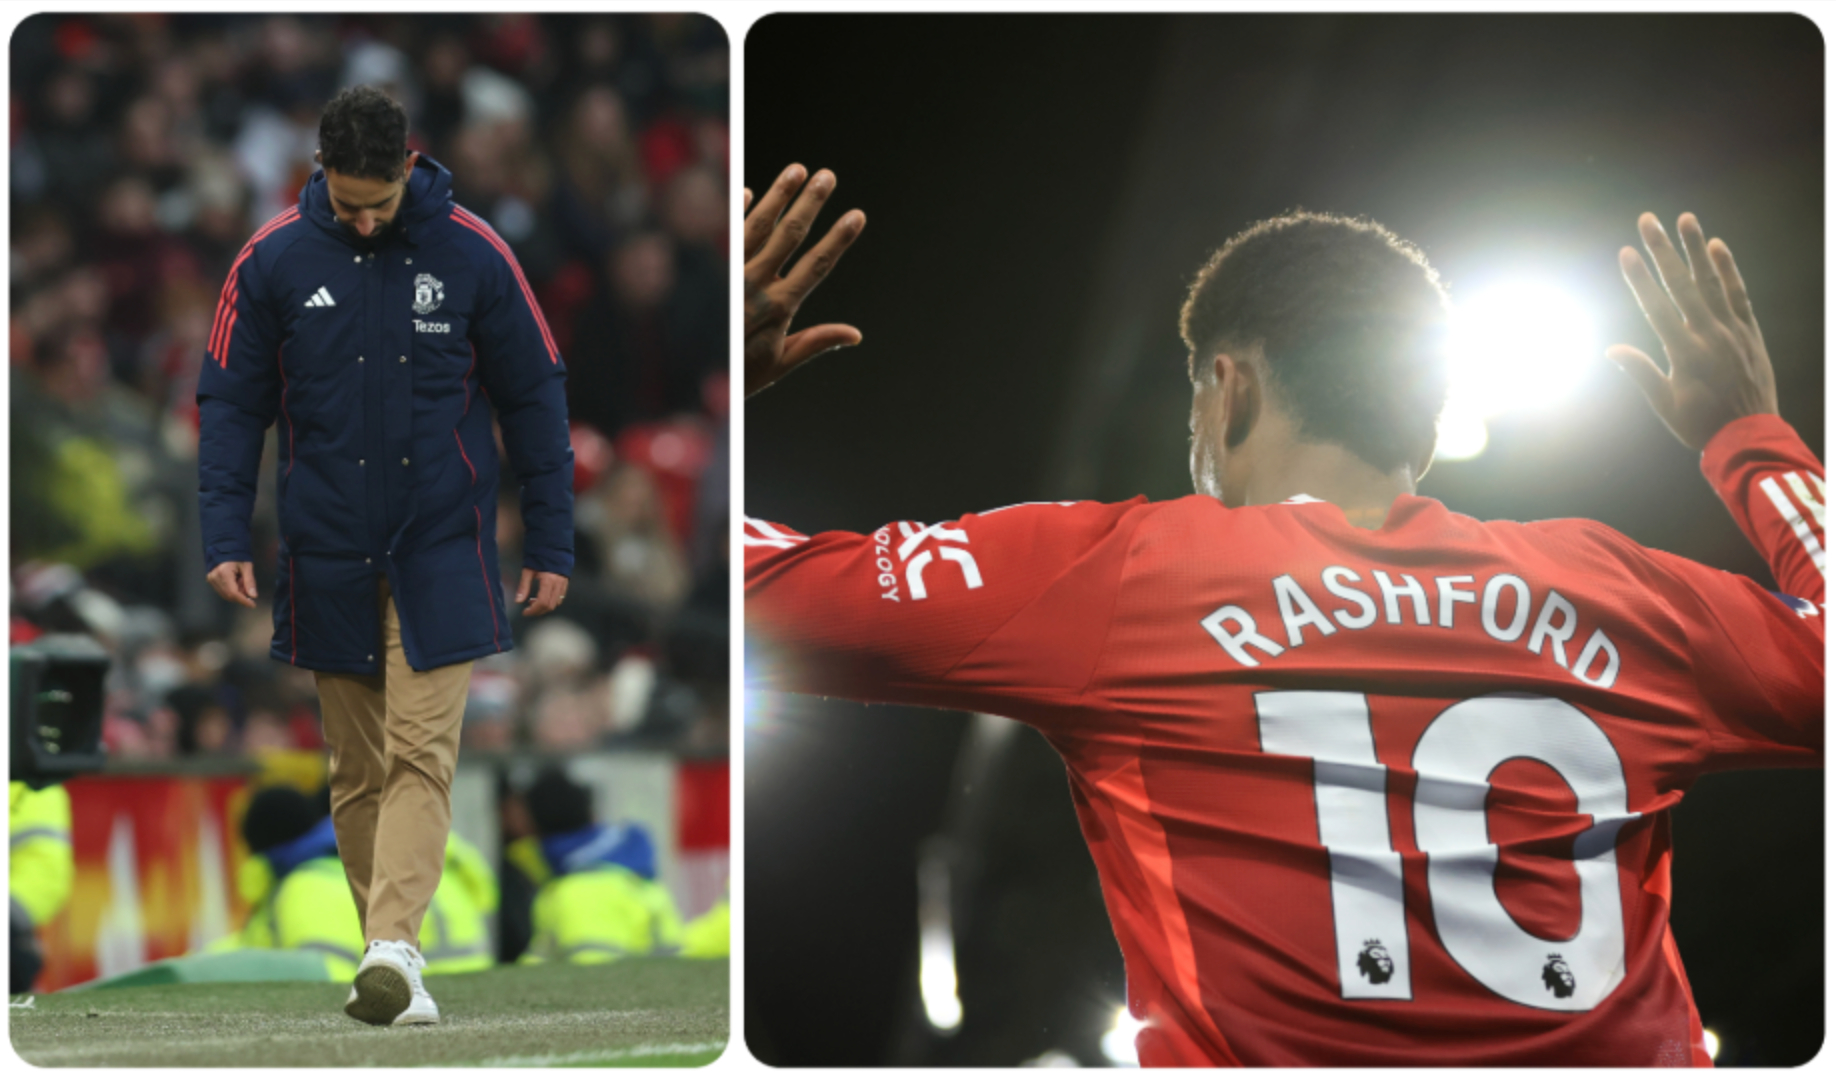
199,86,573,1026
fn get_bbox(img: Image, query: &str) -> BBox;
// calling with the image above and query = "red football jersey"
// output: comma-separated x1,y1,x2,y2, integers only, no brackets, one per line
745,414,1824,1067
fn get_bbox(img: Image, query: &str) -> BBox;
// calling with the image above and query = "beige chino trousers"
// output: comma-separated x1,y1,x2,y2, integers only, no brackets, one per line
314,578,472,947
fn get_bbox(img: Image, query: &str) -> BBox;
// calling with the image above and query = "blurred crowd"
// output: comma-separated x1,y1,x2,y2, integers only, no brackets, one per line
9,13,732,761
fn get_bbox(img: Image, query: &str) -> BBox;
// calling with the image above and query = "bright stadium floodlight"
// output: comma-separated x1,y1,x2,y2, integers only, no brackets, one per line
1704,1029,1721,1061
917,845,962,1032
1434,394,1491,462
919,925,963,1031
1436,279,1597,461
1101,1004,1147,1067
1449,279,1597,414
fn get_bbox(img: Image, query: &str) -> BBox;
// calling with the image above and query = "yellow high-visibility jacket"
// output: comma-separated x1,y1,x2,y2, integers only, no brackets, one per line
509,835,683,964
9,781,74,928
233,854,366,979
420,833,497,974
681,891,729,959
220,833,497,978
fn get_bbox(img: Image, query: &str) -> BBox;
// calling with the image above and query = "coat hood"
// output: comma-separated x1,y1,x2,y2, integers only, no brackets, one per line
299,153,456,243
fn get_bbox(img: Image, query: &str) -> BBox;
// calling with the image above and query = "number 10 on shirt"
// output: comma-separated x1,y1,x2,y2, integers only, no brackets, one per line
1255,690,1639,1012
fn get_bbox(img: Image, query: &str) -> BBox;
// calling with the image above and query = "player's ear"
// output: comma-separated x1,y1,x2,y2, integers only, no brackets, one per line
1220,353,1258,450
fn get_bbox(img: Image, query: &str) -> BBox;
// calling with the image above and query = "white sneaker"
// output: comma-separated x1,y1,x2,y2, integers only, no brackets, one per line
345,940,437,1026
393,970,440,1027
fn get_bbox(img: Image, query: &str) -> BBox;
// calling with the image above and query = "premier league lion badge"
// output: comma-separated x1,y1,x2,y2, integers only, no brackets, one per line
1357,939,1394,985
413,273,445,315
1542,953,1576,999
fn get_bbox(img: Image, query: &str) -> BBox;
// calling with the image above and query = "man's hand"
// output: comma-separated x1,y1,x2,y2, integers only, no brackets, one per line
517,569,568,617
1608,212,1779,451
206,561,258,608
744,164,866,398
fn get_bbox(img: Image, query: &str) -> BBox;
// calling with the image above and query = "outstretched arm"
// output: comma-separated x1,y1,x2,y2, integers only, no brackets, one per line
741,163,1147,718
1610,213,1823,605
746,502,1144,716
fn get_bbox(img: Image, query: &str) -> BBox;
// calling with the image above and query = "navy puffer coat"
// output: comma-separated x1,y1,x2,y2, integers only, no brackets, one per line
198,156,574,673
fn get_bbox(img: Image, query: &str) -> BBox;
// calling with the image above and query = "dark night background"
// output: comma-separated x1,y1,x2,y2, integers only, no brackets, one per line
744,14,1823,1067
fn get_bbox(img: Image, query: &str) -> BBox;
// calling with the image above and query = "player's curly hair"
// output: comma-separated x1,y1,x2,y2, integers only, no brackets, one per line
1180,211,1451,474
318,85,409,181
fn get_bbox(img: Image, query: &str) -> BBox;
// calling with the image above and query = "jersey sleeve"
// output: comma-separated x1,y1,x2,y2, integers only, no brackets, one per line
1642,543,1823,769
744,499,1146,717
1700,413,1825,607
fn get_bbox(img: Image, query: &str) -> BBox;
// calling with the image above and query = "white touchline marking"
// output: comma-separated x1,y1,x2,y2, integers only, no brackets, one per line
15,1010,701,1063
1760,476,1827,571
454,1040,729,1068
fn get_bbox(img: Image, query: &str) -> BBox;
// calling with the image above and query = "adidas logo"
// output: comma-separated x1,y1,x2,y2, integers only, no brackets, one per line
304,287,337,308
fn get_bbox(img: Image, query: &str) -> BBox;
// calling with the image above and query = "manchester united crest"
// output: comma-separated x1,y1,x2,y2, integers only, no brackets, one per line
412,273,445,315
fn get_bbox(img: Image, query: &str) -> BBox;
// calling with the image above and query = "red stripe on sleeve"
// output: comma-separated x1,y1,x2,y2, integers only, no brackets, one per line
210,212,288,356
220,311,239,366
209,208,299,366
450,208,561,364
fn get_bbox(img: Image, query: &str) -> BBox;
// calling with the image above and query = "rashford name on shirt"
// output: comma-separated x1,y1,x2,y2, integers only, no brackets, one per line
1201,566,1621,689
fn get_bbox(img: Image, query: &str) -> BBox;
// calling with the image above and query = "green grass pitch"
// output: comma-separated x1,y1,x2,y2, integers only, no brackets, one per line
8,958,728,1067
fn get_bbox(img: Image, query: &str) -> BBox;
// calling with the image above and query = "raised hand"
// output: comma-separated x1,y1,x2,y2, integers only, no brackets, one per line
1607,212,1778,451
743,164,866,398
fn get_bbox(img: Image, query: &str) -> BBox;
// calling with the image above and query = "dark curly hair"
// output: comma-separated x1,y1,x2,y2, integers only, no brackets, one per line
1180,211,1451,474
318,85,409,181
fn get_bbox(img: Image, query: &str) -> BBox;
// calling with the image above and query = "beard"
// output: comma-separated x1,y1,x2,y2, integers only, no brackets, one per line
342,213,404,251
